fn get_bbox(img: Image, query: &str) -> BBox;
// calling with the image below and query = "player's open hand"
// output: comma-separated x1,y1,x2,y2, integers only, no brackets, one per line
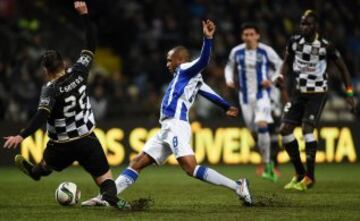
202,19,216,39
3,135,23,149
226,106,239,118
74,1,88,15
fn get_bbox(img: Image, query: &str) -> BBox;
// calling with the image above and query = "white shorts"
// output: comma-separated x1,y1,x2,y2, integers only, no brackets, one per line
142,118,194,165
240,97,273,131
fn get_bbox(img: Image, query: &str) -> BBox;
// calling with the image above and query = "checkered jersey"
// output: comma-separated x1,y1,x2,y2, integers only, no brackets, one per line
38,50,96,142
287,34,341,93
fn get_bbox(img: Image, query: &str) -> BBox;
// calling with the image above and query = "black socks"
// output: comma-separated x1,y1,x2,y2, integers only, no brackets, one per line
284,140,305,181
100,179,119,206
305,141,317,180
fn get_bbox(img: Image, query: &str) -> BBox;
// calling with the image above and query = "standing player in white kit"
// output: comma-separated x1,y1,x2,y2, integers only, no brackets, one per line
225,23,282,182
83,19,253,206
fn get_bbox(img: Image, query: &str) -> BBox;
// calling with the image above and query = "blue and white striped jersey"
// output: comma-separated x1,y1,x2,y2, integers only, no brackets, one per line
225,43,282,104
160,38,230,122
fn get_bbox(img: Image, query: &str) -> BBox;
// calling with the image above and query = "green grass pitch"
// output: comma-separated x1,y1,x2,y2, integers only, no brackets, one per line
0,164,359,221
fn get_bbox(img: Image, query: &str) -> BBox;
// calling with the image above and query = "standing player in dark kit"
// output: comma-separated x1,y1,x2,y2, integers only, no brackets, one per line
276,10,356,191
3,1,130,209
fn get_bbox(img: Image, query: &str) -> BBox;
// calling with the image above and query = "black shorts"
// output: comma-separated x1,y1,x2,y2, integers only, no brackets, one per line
43,132,109,177
282,92,327,126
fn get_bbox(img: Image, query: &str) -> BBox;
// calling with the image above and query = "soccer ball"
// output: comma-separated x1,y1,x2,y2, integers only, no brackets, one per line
55,182,81,206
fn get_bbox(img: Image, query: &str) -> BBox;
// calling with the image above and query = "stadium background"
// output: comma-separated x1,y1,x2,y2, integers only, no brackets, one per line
0,0,359,165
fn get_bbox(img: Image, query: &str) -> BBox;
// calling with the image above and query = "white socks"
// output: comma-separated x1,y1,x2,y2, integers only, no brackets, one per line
193,165,237,191
258,127,271,163
115,167,139,194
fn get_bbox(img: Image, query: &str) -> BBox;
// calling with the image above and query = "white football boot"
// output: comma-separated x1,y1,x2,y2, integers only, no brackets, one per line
236,178,252,206
81,195,110,207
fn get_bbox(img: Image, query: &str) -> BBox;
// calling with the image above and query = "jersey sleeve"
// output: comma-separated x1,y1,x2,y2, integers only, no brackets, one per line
198,82,230,111
265,46,283,80
72,50,94,77
182,38,212,77
38,84,56,113
224,49,236,85
327,42,341,61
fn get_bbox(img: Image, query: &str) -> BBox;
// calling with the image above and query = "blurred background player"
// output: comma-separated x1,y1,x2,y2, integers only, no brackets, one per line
83,19,253,207
225,23,283,182
3,1,130,209
276,10,356,191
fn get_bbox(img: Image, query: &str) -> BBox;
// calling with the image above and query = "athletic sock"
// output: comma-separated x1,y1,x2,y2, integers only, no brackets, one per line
100,179,119,206
304,133,317,180
193,165,237,191
270,134,280,167
258,127,271,164
282,134,305,181
115,167,139,194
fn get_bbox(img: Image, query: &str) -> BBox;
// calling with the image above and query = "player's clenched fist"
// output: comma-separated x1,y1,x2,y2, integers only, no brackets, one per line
202,19,216,39
74,1,88,15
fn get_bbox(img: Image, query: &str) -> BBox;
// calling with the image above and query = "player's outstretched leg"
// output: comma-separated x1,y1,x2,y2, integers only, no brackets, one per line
100,179,131,209
178,156,252,206
15,154,52,181
82,170,131,210
82,152,153,207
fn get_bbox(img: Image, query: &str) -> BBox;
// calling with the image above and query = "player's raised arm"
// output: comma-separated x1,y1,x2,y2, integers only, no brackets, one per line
198,82,238,117
183,20,215,76
74,1,96,53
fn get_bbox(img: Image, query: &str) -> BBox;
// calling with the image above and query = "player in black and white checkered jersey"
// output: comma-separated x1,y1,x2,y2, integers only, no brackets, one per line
3,1,130,210
274,10,356,191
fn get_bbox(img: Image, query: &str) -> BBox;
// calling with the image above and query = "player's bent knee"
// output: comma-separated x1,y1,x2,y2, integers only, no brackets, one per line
302,122,315,134
279,123,294,136
256,121,268,129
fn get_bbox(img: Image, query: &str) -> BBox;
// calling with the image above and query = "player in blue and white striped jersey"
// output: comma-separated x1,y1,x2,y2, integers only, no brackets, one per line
225,23,282,182
82,20,253,207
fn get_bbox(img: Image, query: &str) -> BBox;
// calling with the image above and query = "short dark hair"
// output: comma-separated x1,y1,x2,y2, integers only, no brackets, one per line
41,50,64,74
302,9,318,23
241,23,259,33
